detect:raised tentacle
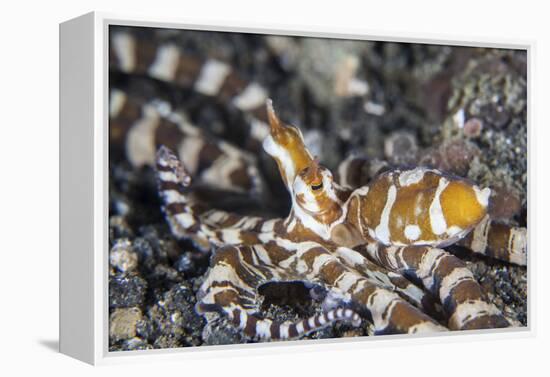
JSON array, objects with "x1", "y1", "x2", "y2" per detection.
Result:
[
  {"x1": 262, "y1": 99, "x2": 314, "y2": 193},
  {"x1": 457, "y1": 215, "x2": 527, "y2": 266},
  {"x1": 156, "y1": 145, "x2": 221, "y2": 250},
  {"x1": 156, "y1": 145, "x2": 289, "y2": 250},
  {"x1": 362, "y1": 242, "x2": 510, "y2": 330},
  {"x1": 196, "y1": 245, "x2": 361, "y2": 341}
]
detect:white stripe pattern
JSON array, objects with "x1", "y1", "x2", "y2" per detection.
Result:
[
  {"x1": 194, "y1": 59, "x2": 231, "y2": 96},
  {"x1": 112, "y1": 33, "x2": 136, "y2": 72},
  {"x1": 149, "y1": 45, "x2": 180, "y2": 81},
  {"x1": 375, "y1": 184, "x2": 397, "y2": 244}
]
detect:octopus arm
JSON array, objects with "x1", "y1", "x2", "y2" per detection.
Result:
[
  {"x1": 458, "y1": 215, "x2": 527, "y2": 266},
  {"x1": 364, "y1": 242, "x2": 510, "y2": 330},
  {"x1": 156, "y1": 145, "x2": 280, "y2": 250},
  {"x1": 288, "y1": 242, "x2": 446, "y2": 334},
  {"x1": 196, "y1": 245, "x2": 361, "y2": 340}
]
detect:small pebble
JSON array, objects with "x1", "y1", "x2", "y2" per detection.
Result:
[
  {"x1": 442, "y1": 139, "x2": 479, "y2": 175},
  {"x1": 109, "y1": 216, "x2": 133, "y2": 240},
  {"x1": 153, "y1": 335, "x2": 182, "y2": 349},
  {"x1": 153, "y1": 264, "x2": 181, "y2": 282},
  {"x1": 120, "y1": 337, "x2": 153, "y2": 351},
  {"x1": 109, "y1": 274, "x2": 147, "y2": 308},
  {"x1": 420, "y1": 139, "x2": 480, "y2": 176},
  {"x1": 489, "y1": 186, "x2": 522, "y2": 221},
  {"x1": 384, "y1": 131, "x2": 418, "y2": 164},
  {"x1": 484, "y1": 103, "x2": 510, "y2": 129},
  {"x1": 174, "y1": 253, "x2": 195, "y2": 275},
  {"x1": 110, "y1": 239, "x2": 138, "y2": 273},
  {"x1": 364, "y1": 101, "x2": 385, "y2": 116},
  {"x1": 110, "y1": 307, "x2": 143, "y2": 342},
  {"x1": 463, "y1": 117, "x2": 483, "y2": 138},
  {"x1": 132, "y1": 237, "x2": 155, "y2": 270}
]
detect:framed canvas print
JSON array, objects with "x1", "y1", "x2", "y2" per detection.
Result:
[{"x1": 60, "y1": 12, "x2": 531, "y2": 365}]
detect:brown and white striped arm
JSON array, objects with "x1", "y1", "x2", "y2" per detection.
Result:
[
  {"x1": 280, "y1": 241, "x2": 446, "y2": 334},
  {"x1": 333, "y1": 247, "x2": 439, "y2": 316},
  {"x1": 156, "y1": 145, "x2": 285, "y2": 250},
  {"x1": 457, "y1": 215, "x2": 527, "y2": 266},
  {"x1": 196, "y1": 245, "x2": 361, "y2": 341},
  {"x1": 156, "y1": 145, "x2": 224, "y2": 250},
  {"x1": 363, "y1": 242, "x2": 510, "y2": 330},
  {"x1": 110, "y1": 32, "x2": 272, "y2": 150},
  {"x1": 112, "y1": 88, "x2": 264, "y2": 195}
]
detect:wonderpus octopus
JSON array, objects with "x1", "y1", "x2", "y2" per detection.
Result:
[
  {"x1": 109, "y1": 29, "x2": 527, "y2": 343},
  {"x1": 152, "y1": 101, "x2": 525, "y2": 340}
]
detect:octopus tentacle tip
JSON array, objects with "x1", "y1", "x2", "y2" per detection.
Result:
[
  {"x1": 155, "y1": 145, "x2": 192, "y2": 186},
  {"x1": 156, "y1": 144, "x2": 171, "y2": 160},
  {"x1": 266, "y1": 98, "x2": 273, "y2": 110}
]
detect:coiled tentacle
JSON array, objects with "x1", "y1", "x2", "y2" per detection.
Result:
[{"x1": 196, "y1": 245, "x2": 361, "y2": 341}]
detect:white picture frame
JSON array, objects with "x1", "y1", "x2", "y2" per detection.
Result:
[{"x1": 59, "y1": 11, "x2": 533, "y2": 365}]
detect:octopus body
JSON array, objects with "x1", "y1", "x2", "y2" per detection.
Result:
[
  {"x1": 154, "y1": 101, "x2": 524, "y2": 338},
  {"x1": 110, "y1": 30, "x2": 527, "y2": 342}
]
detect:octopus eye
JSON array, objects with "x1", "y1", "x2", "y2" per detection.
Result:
[{"x1": 311, "y1": 183, "x2": 323, "y2": 191}]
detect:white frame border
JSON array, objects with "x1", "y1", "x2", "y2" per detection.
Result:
[{"x1": 59, "y1": 11, "x2": 534, "y2": 365}]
